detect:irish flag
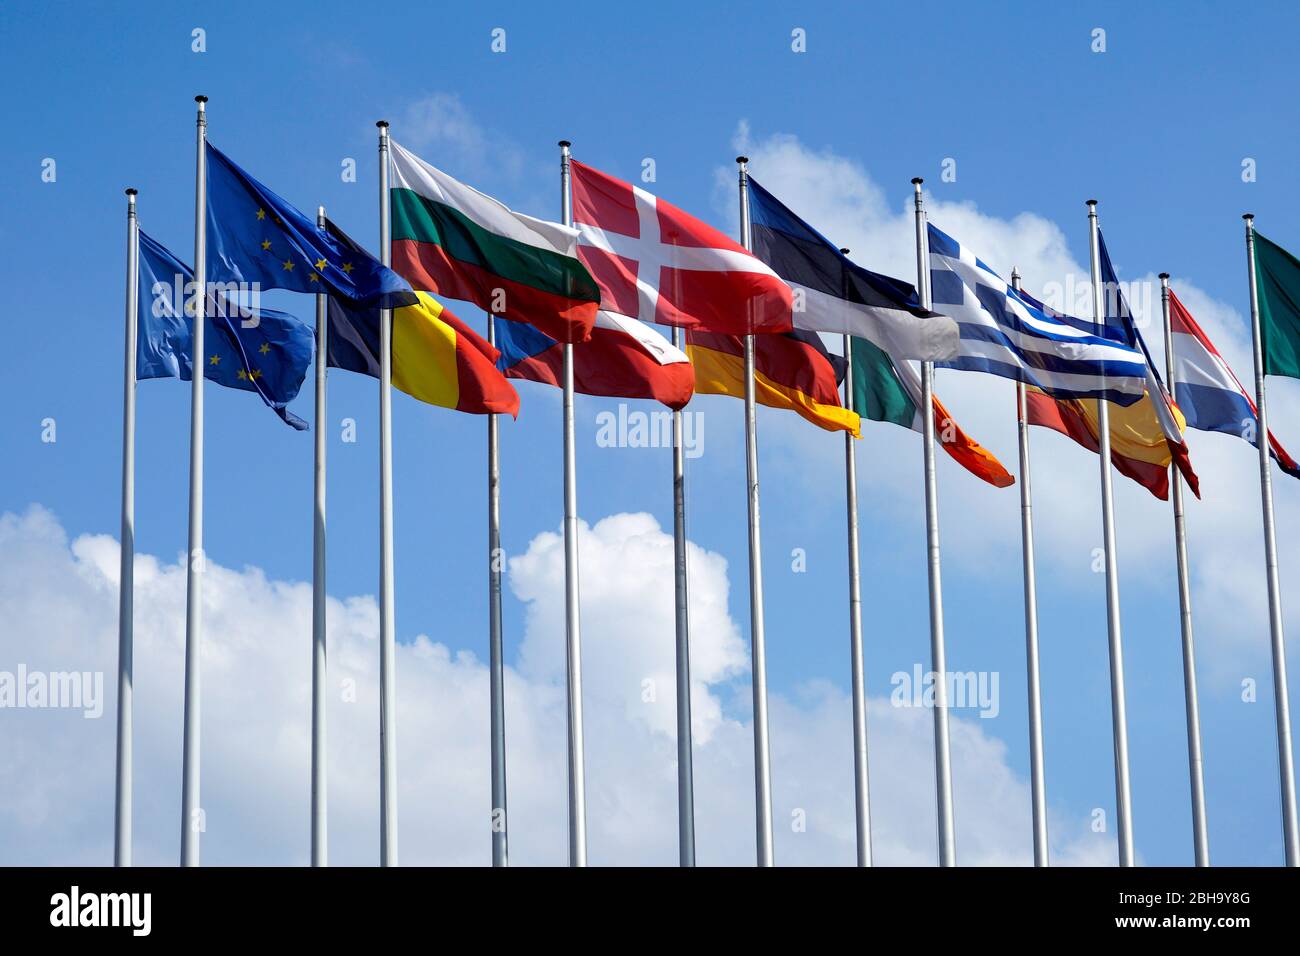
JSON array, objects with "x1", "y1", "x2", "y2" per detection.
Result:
[
  {"x1": 851, "y1": 336, "x2": 1013, "y2": 487},
  {"x1": 389, "y1": 140, "x2": 599, "y2": 344}
]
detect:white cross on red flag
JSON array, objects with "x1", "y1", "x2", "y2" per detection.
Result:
[{"x1": 570, "y1": 160, "x2": 793, "y2": 335}]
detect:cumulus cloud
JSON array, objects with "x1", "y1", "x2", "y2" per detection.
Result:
[{"x1": 0, "y1": 506, "x2": 1106, "y2": 866}]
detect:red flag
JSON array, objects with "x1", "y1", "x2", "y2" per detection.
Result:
[{"x1": 570, "y1": 160, "x2": 793, "y2": 335}]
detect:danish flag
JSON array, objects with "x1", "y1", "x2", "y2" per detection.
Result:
[{"x1": 570, "y1": 160, "x2": 793, "y2": 335}]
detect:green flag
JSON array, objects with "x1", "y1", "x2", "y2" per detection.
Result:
[
  {"x1": 1255, "y1": 230, "x2": 1300, "y2": 379},
  {"x1": 850, "y1": 336, "x2": 916, "y2": 428}
]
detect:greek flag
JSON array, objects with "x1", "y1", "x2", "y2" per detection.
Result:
[{"x1": 928, "y1": 223, "x2": 1147, "y2": 405}]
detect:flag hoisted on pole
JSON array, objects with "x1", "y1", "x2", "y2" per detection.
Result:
[
  {"x1": 487, "y1": 313, "x2": 509, "y2": 867},
  {"x1": 1010, "y1": 268, "x2": 1049, "y2": 867},
  {"x1": 180, "y1": 95, "x2": 208, "y2": 868},
  {"x1": 376, "y1": 120, "x2": 399, "y2": 867},
  {"x1": 671, "y1": 320, "x2": 696, "y2": 867},
  {"x1": 558, "y1": 140, "x2": 589, "y2": 867},
  {"x1": 1159, "y1": 272, "x2": 1209, "y2": 867},
  {"x1": 311, "y1": 205, "x2": 329, "y2": 867},
  {"x1": 1086, "y1": 200, "x2": 1135, "y2": 867},
  {"x1": 912, "y1": 178, "x2": 956, "y2": 867},
  {"x1": 838, "y1": 247, "x2": 872, "y2": 868},
  {"x1": 115, "y1": 187, "x2": 139, "y2": 868},
  {"x1": 736, "y1": 156, "x2": 775, "y2": 867},
  {"x1": 1243, "y1": 214, "x2": 1300, "y2": 866}
]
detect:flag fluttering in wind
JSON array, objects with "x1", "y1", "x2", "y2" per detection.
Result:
[
  {"x1": 687, "y1": 329, "x2": 859, "y2": 435},
  {"x1": 389, "y1": 140, "x2": 599, "y2": 343},
  {"x1": 322, "y1": 219, "x2": 518, "y2": 416},
  {"x1": 928, "y1": 223, "x2": 1148, "y2": 404},
  {"x1": 746, "y1": 178, "x2": 957, "y2": 361},
  {"x1": 1253, "y1": 230, "x2": 1300, "y2": 380},
  {"x1": 136, "y1": 229, "x2": 313, "y2": 429},
  {"x1": 496, "y1": 310, "x2": 694, "y2": 410},
  {"x1": 571, "y1": 160, "x2": 793, "y2": 335},
  {"x1": 851, "y1": 336, "x2": 1012, "y2": 487},
  {"x1": 1169, "y1": 287, "x2": 1300, "y2": 478},
  {"x1": 204, "y1": 143, "x2": 410, "y2": 305}
]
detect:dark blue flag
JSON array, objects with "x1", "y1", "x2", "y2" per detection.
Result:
[
  {"x1": 137, "y1": 229, "x2": 314, "y2": 429},
  {"x1": 205, "y1": 142, "x2": 411, "y2": 305}
]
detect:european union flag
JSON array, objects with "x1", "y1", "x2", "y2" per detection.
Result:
[
  {"x1": 205, "y1": 142, "x2": 411, "y2": 305},
  {"x1": 137, "y1": 229, "x2": 314, "y2": 429}
]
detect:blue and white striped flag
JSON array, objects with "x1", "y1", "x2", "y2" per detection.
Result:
[{"x1": 928, "y1": 223, "x2": 1147, "y2": 406}]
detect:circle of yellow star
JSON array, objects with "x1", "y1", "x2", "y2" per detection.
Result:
[
  {"x1": 281, "y1": 259, "x2": 295, "y2": 272},
  {"x1": 259, "y1": 343, "x2": 271, "y2": 355},
  {"x1": 261, "y1": 239, "x2": 272, "y2": 251}
]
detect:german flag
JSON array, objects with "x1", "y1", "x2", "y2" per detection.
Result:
[{"x1": 686, "y1": 329, "x2": 859, "y2": 436}]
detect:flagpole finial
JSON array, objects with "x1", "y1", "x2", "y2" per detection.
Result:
[
  {"x1": 736, "y1": 155, "x2": 749, "y2": 165},
  {"x1": 1243, "y1": 213, "x2": 1255, "y2": 222},
  {"x1": 1159, "y1": 272, "x2": 1170, "y2": 280},
  {"x1": 125, "y1": 187, "x2": 137, "y2": 197},
  {"x1": 911, "y1": 177, "x2": 923, "y2": 185},
  {"x1": 1011, "y1": 266, "x2": 1020, "y2": 283},
  {"x1": 376, "y1": 120, "x2": 389, "y2": 128},
  {"x1": 1086, "y1": 199, "x2": 1098, "y2": 207},
  {"x1": 558, "y1": 139, "x2": 571, "y2": 148},
  {"x1": 195, "y1": 94, "x2": 207, "y2": 104},
  {"x1": 840, "y1": 247, "x2": 850, "y2": 255}
]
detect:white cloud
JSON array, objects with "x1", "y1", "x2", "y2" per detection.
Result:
[
  {"x1": 397, "y1": 92, "x2": 525, "y2": 182},
  {"x1": 0, "y1": 506, "x2": 1107, "y2": 866}
]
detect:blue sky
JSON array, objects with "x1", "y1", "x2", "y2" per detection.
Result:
[{"x1": 2, "y1": 0, "x2": 1299, "y2": 865}]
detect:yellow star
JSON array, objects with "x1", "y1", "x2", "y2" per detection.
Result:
[
  {"x1": 259, "y1": 343, "x2": 270, "y2": 355},
  {"x1": 308, "y1": 273, "x2": 320, "y2": 283},
  {"x1": 314, "y1": 258, "x2": 328, "y2": 272},
  {"x1": 209, "y1": 354, "x2": 221, "y2": 365},
  {"x1": 256, "y1": 208, "x2": 266, "y2": 221},
  {"x1": 281, "y1": 259, "x2": 295, "y2": 272},
  {"x1": 250, "y1": 368, "x2": 263, "y2": 380},
  {"x1": 341, "y1": 262, "x2": 354, "y2": 274},
  {"x1": 236, "y1": 369, "x2": 249, "y2": 381},
  {"x1": 261, "y1": 239, "x2": 272, "y2": 251}
]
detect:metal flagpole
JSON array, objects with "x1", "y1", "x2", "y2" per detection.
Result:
[
  {"x1": 311, "y1": 206, "x2": 329, "y2": 867},
  {"x1": 838, "y1": 248, "x2": 872, "y2": 867},
  {"x1": 1159, "y1": 272, "x2": 1209, "y2": 867},
  {"x1": 736, "y1": 156, "x2": 775, "y2": 867},
  {"x1": 671, "y1": 323, "x2": 697, "y2": 867},
  {"x1": 487, "y1": 314, "x2": 509, "y2": 867},
  {"x1": 1011, "y1": 268, "x2": 1049, "y2": 867},
  {"x1": 376, "y1": 120, "x2": 399, "y2": 867},
  {"x1": 180, "y1": 95, "x2": 208, "y2": 868},
  {"x1": 1243, "y1": 214, "x2": 1300, "y2": 866},
  {"x1": 558, "y1": 140, "x2": 588, "y2": 867},
  {"x1": 911, "y1": 178, "x2": 956, "y2": 866},
  {"x1": 1086, "y1": 200, "x2": 1134, "y2": 867},
  {"x1": 115, "y1": 187, "x2": 139, "y2": 868}
]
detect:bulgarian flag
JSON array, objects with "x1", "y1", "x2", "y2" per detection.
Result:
[
  {"x1": 851, "y1": 336, "x2": 1013, "y2": 487},
  {"x1": 389, "y1": 140, "x2": 599, "y2": 344}
]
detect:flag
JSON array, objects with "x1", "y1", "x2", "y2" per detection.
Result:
[
  {"x1": 389, "y1": 140, "x2": 598, "y2": 343},
  {"x1": 1253, "y1": 230, "x2": 1300, "y2": 379},
  {"x1": 325, "y1": 218, "x2": 518, "y2": 417},
  {"x1": 136, "y1": 230, "x2": 313, "y2": 429},
  {"x1": 1169, "y1": 287, "x2": 1300, "y2": 478},
  {"x1": 571, "y1": 160, "x2": 793, "y2": 335},
  {"x1": 496, "y1": 310, "x2": 694, "y2": 410},
  {"x1": 1095, "y1": 232, "x2": 1200, "y2": 496},
  {"x1": 851, "y1": 337, "x2": 1012, "y2": 487},
  {"x1": 205, "y1": 143, "x2": 409, "y2": 305},
  {"x1": 687, "y1": 330, "x2": 859, "y2": 435},
  {"x1": 747, "y1": 177, "x2": 957, "y2": 361},
  {"x1": 928, "y1": 223, "x2": 1148, "y2": 404}
]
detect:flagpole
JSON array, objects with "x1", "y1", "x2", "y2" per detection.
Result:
[
  {"x1": 670, "y1": 323, "x2": 697, "y2": 867},
  {"x1": 115, "y1": 187, "x2": 139, "y2": 868},
  {"x1": 311, "y1": 205, "x2": 329, "y2": 867},
  {"x1": 1243, "y1": 213, "x2": 1300, "y2": 866},
  {"x1": 737, "y1": 156, "x2": 775, "y2": 867},
  {"x1": 1086, "y1": 200, "x2": 1134, "y2": 867},
  {"x1": 180, "y1": 94, "x2": 208, "y2": 868},
  {"x1": 838, "y1": 247, "x2": 872, "y2": 868},
  {"x1": 1159, "y1": 273, "x2": 1209, "y2": 867},
  {"x1": 911, "y1": 178, "x2": 956, "y2": 867},
  {"x1": 1010, "y1": 268, "x2": 1049, "y2": 867},
  {"x1": 487, "y1": 313, "x2": 509, "y2": 867},
  {"x1": 376, "y1": 120, "x2": 399, "y2": 867},
  {"x1": 558, "y1": 140, "x2": 588, "y2": 867}
]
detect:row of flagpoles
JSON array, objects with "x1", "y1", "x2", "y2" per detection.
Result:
[{"x1": 110, "y1": 96, "x2": 1300, "y2": 867}]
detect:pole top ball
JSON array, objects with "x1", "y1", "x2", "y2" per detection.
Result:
[
  {"x1": 736, "y1": 155, "x2": 749, "y2": 165},
  {"x1": 1243, "y1": 213, "x2": 1255, "y2": 221},
  {"x1": 558, "y1": 140, "x2": 571, "y2": 148},
  {"x1": 1086, "y1": 199, "x2": 1098, "y2": 207},
  {"x1": 376, "y1": 120, "x2": 389, "y2": 128},
  {"x1": 195, "y1": 95, "x2": 208, "y2": 104},
  {"x1": 125, "y1": 187, "x2": 138, "y2": 196},
  {"x1": 911, "y1": 177, "x2": 923, "y2": 185},
  {"x1": 1159, "y1": 272, "x2": 1170, "y2": 280}
]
